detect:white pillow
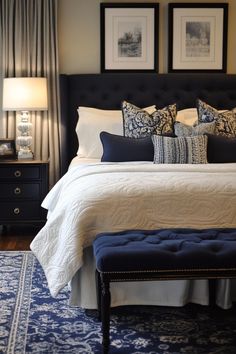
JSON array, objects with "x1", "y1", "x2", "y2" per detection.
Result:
[
  {"x1": 176, "y1": 108, "x2": 198, "y2": 126},
  {"x1": 76, "y1": 105, "x2": 156, "y2": 159}
]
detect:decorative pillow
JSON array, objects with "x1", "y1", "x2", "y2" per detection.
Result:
[
  {"x1": 76, "y1": 105, "x2": 156, "y2": 159},
  {"x1": 176, "y1": 108, "x2": 198, "y2": 126},
  {"x1": 122, "y1": 101, "x2": 176, "y2": 138},
  {"x1": 100, "y1": 131, "x2": 154, "y2": 162},
  {"x1": 174, "y1": 121, "x2": 215, "y2": 137},
  {"x1": 215, "y1": 110, "x2": 236, "y2": 138},
  {"x1": 197, "y1": 99, "x2": 236, "y2": 138},
  {"x1": 152, "y1": 135, "x2": 208, "y2": 164},
  {"x1": 207, "y1": 134, "x2": 236, "y2": 163},
  {"x1": 197, "y1": 99, "x2": 220, "y2": 123}
]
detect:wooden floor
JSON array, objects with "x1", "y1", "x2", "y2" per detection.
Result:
[{"x1": 0, "y1": 225, "x2": 41, "y2": 250}]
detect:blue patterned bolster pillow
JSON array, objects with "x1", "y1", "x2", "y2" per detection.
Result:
[{"x1": 152, "y1": 135, "x2": 208, "y2": 164}]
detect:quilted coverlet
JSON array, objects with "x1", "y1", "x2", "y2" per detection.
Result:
[{"x1": 30, "y1": 163, "x2": 236, "y2": 297}]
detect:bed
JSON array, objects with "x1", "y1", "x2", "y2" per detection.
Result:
[{"x1": 31, "y1": 73, "x2": 236, "y2": 309}]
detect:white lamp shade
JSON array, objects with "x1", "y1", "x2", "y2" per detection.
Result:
[{"x1": 2, "y1": 77, "x2": 48, "y2": 111}]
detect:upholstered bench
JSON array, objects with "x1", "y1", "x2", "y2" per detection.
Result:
[{"x1": 93, "y1": 228, "x2": 236, "y2": 354}]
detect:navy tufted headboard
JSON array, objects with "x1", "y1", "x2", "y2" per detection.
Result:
[{"x1": 60, "y1": 73, "x2": 236, "y2": 174}]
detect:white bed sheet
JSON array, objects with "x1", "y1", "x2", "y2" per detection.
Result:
[
  {"x1": 69, "y1": 156, "x2": 101, "y2": 167},
  {"x1": 31, "y1": 158, "x2": 236, "y2": 309}
]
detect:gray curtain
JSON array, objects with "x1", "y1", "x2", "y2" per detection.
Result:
[{"x1": 0, "y1": 0, "x2": 61, "y2": 187}]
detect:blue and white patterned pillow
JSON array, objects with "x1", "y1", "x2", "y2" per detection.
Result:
[
  {"x1": 152, "y1": 135, "x2": 208, "y2": 164},
  {"x1": 122, "y1": 101, "x2": 176, "y2": 138},
  {"x1": 215, "y1": 110, "x2": 236, "y2": 137},
  {"x1": 197, "y1": 99, "x2": 236, "y2": 138},
  {"x1": 197, "y1": 99, "x2": 219, "y2": 123},
  {"x1": 174, "y1": 121, "x2": 216, "y2": 137}
]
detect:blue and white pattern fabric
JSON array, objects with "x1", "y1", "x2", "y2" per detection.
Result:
[
  {"x1": 1, "y1": 251, "x2": 236, "y2": 353},
  {"x1": 174, "y1": 121, "x2": 215, "y2": 137},
  {"x1": 215, "y1": 110, "x2": 236, "y2": 137},
  {"x1": 197, "y1": 99, "x2": 236, "y2": 138},
  {"x1": 197, "y1": 99, "x2": 220, "y2": 123},
  {"x1": 122, "y1": 100, "x2": 176, "y2": 138},
  {"x1": 152, "y1": 135, "x2": 208, "y2": 164}
]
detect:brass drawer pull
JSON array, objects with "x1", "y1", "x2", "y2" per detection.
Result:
[
  {"x1": 14, "y1": 170, "x2": 22, "y2": 178},
  {"x1": 14, "y1": 187, "x2": 21, "y2": 195},
  {"x1": 13, "y1": 208, "x2": 20, "y2": 215}
]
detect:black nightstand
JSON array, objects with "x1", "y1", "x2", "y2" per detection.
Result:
[{"x1": 0, "y1": 160, "x2": 49, "y2": 226}]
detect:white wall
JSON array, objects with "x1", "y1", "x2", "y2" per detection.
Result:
[{"x1": 58, "y1": 0, "x2": 236, "y2": 74}]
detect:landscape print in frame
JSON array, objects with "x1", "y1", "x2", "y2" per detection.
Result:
[
  {"x1": 168, "y1": 3, "x2": 228, "y2": 73},
  {"x1": 101, "y1": 3, "x2": 159, "y2": 72}
]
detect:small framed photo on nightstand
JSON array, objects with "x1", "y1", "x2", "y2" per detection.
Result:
[{"x1": 0, "y1": 139, "x2": 16, "y2": 159}]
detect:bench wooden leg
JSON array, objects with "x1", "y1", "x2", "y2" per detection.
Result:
[
  {"x1": 95, "y1": 270, "x2": 101, "y2": 320},
  {"x1": 101, "y1": 275, "x2": 111, "y2": 354},
  {"x1": 209, "y1": 279, "x2": 216, "y2": 306}
]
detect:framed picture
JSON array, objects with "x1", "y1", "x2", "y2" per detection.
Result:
[
  {"x1": 0, "y1": 139, "x2": 16, "y2": 159},
  {"x1": 100, "y1": 3, "x2": 159, "y2": 73},
  {"x1": 168, "y1": 3, "x2": 228, "y2": 73}
]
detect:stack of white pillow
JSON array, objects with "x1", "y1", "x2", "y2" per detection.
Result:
[{"x1": 76, "y1": 105, "x2": 198, "y2": 160}]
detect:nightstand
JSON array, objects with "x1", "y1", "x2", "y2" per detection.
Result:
[{"x1": 0, "y1": 160, "x2": 49, "y2": 226}]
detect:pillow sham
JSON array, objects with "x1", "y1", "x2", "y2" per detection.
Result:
[
  {"x1": 197, "y1": 99, "x2": 236, "y2": 138},
  {"x1": 100, "y1": 131, "x2": 154, "y2": 162},
  {"x1": 122, "y1": 101, "x2": 176, "y2": 138},
  {"x1": 215, "y1": 110, "x2": 236, "y2": 138},
  {"x1": 207, "y1": 134, "x2": 236, "y2": 163},
  {"x1": 152, "y1": 135, "x2": 208, "y2": 164},
  {"x1": 197, "y1": 99, "x2": 220, "y2": 123},
  {"x1": 76, "y1": 105, "x2": 156, "y2": 159},
  {"x1": 174, "y1": 121, "x2": 215, "y2": 137},
  {"x1": 176, "y1": 108, "x2": 198, "y2": 126}
]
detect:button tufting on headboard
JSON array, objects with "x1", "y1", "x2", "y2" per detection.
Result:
[{"x1": 60, "y1": 73, "x2": 236, "y2": 174}]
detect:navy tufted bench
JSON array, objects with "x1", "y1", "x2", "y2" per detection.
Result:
[{"x1": 93, "y1": 228, "x2": 236, "y2": 354}]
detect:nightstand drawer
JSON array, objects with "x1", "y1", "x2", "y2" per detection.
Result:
[
  {"x1": 0, "y1": 183, "x2": 40, "y2": 199},
  {"x1": 0, "y1": 160, "x2": 48, "y2": 225},
  {"x1": 0, "y1": 201, "x2": 42, "y2": 220},
  {"x1": 0, "y1": 166, "x2": 40, "y2": 180}
]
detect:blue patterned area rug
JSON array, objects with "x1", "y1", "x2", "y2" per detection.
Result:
[{"x1": 1, "y1": 251, "x2": 236, "y2": 354}]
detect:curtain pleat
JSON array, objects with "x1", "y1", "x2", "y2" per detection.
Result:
[{"x1": 0, "y1": 0, "x2": 61, "y2": 187}]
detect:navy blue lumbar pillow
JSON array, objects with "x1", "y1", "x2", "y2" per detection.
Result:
[
  {"x1": 100, "y1": 131, "x2": 154, "y2": 162},
  {"x1": 207, "y1": 134, "x2": 236, "y2": 163}
]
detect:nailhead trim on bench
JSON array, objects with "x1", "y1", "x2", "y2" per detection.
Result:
[
  {"x1": 98, "y1": 267, "x2": 236, "y2": 274},
  {"x1": 93, "y1": 228, "x2": 236, "y2": 353}
]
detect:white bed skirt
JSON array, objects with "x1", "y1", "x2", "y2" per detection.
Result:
[
  {"x1": 30, "y1": 161, "x2": 236, "y2": 307},
  {"x1": 68, "y1": 246, "x2": 236, "y2": 310}
]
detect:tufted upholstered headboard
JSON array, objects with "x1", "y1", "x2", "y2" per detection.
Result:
[{"x1": 59, "y1": 73, "x2": 236, "y2": 174}]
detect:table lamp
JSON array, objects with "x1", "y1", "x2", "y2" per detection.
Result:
[{"x1": 2, "y1": 77, "x2": 48, "y2": 159}]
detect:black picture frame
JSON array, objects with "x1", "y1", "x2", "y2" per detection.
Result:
[
  {"x1": 100, "y1": 3, "x2": 159, "y2": 73},
  {"x1": 0, "y1": 139, "x2": 16, "y2": 160},
  {"x1": 168, "y1": 3, "x2": 228, "y2": 73}
]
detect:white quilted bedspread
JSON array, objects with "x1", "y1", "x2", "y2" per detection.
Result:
[{"x1": 30, "y1": 162, "x2": 236, "y2": 297}]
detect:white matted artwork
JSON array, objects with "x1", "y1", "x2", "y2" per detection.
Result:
[
  {"x1": 100, "y1": 3, "x2": 159, "y2": 72},
  {"x1": 168, "y1": 4, "x2": 228, "y2": 72}
]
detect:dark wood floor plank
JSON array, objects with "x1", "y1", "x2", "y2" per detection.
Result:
[{"x1": 0, "y1": 225, "x2": 41, "y2": 250}]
